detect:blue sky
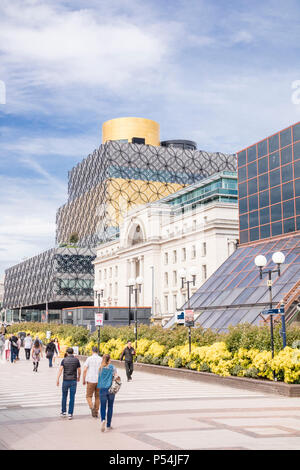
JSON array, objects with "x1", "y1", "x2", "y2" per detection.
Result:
[{"x1": 1, "y1": 0, "x2": 300, "y2": 277}]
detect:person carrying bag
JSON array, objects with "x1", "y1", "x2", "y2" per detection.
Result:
[{"x1": 97, "y1": 354, "x2": 120, "y2": 432}]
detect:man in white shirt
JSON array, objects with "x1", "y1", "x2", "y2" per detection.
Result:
[
  {"x1": 24, "y1": 334, "x2": 32, "y2": 360},
  {"x1": 82, "y1": 347, "x2": 102, "y2": 418}
]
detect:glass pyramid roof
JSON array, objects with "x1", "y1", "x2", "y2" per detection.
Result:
[{"x1": 188, "y1": 233, "x2": 300, "y2": 331}]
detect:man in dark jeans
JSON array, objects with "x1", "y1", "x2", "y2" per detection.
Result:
[
  {"x1": 120, "y1": 341, "x2": 136, "y2": 382},
  {"x1": 56, "y1": 347, "x2": 81, "y2": 419},
  {"x1": 9, "y1": 334, "x2": 19, "y2": 363}
]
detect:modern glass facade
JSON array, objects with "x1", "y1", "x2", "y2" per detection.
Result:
[
  {"x1": 176, "y1": 121, "x2": 300, "y2": 331},
  {"x1": 238, "y1": 122, "x2": 300, "y2": 244},
  {"x1": 3, "y1": 246, "x2": 96, "y2": 312},
  {"x1": 158, "y1": 171, "x2": 238, "y2": 216}
]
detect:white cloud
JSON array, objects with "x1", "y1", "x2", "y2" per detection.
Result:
[{"x1": 0, "y1": 0, "x2": 174, "y2": 90}]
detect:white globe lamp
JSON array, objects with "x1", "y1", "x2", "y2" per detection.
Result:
[
  {"x1": 254, "y1": 255, "x2": 267, "y2": 268},
  {"x1": 272, "y1": 252, "x2": 285, "y2": 265}
]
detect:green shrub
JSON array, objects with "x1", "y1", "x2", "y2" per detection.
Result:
[
  {"x1": 243, "y1": 367, "x2": 259, "y2": 379},
  {"x1": 199, "y1": 362, "x2": 211, "y2": 372}
]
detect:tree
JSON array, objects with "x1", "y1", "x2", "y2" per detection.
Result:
[{"x1": 69, "y1": 232, "x2": 79, "y2": 245}]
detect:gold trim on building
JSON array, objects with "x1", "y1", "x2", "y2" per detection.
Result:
[{"x1": 102, "y1": 117, "x2": 160, "y2": 146}]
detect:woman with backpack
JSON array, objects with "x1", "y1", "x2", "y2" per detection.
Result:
[
  {"x1": 97, "y1": 354, "x2": 118, "y2": 432},
  {"x1": 32, "y1": 339, "x2": 43, "y2": 372}
]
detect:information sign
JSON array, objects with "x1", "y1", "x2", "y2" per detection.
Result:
[
  {"x1": 184, "y1": 309, "x2": 194, "y2": 327},
  {"x1": 95, "y1": 313, "x2": 104, "y2": 326}
]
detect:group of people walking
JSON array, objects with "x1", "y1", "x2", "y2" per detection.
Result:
[
  {"x1": 56, "y1": 340, "x2": 136, "y2": 431},
  {"x1": 0, "y1": 333, "x2": 60, "y2": 370},
  {"x1": 1, "y1": 331, "x2": 137, "y2": 432}
]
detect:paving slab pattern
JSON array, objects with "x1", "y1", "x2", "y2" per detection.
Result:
[{"x1": 1, "y1": 352, "x2": 300, "y2": 450}]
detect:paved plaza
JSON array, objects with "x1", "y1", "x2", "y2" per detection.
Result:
[{"x1": 1, "y1": 352, "x2": 300, "y2": 450}]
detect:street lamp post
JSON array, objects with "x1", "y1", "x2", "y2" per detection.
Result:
[
  {"x1": 179, "y1": 267, "x2": 197, "y2": 354},
  {"x1": 94, "y1": 283, "x2": 105, "y2": 355},
  {"x1": 254, "y1": 251, "x2": 285, "y2": 380},
  {"x1": 127, "y1": 277, "x2": 143, "y2": 355},
  {"x1": 126, "y1": 280, "x2": 134, "y2": 326},
  {"x1": 280, "y1": 300, "x2": 287, "y2": 349}
]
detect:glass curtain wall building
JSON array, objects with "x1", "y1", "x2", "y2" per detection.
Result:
[
  {"x1": 183, "y1": 121, "x2": 300, "y2": 331},
  {"x1": 238, "y1": 122, "x2": 300, "y2": 244}
]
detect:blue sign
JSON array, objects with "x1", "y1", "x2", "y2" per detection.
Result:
[
  {"x1": 176, "y1": 311, "x2": 185, "y2": 324},
  {"x1": 261, "y1": 308, "x2": 285, "y2": 315}
]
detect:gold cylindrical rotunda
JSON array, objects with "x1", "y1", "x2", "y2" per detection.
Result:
[{"x1": 102, "y1": 117, "x2": 160, "y2": 146}]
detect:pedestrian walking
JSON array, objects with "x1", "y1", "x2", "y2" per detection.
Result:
[
  {"x1": 24, "y1": 333, "x2": 32, "y2": 360},
  {"x1": 9, "y1": 334, "x2": 19, "y2": 363},
  {"x1": 0, "y1": 334, "x2": 5, "y2": 362},
  {"x1": 45, "y1": 339, "x2": 58, "y2": 368},
  {"x1": 32, "y1": 339, "x2": 43, "y2": 372},
  {"x1": 56, "y1": 347, "x2": 81, "y2": 420},
  {"x1": 97, "y1": 354, "x2": 117, "y2": 432},
  {"x1": 34, "y1": 335, "x2": 43, "y2": 348},
  {"x1": 82, "y1": 346, "x2": 102, "y2": 418},
  {"x1": 4, "y1": 336, "x2": 10, "y2": 361},
  {"x1": 16, "y1": 335, "x2": 21, "y2": 360},
  {"x1": 53, "y1": 338, "x2": 60, "y2": 365},
  {"x1": 120, "y1": 341, "x2": 136, "y2": 382}
]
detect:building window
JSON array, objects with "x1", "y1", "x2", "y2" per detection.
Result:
[
  {"x1": 182, "y1": 247, "x2": 186, "y2": 261},
  {"x1": 164, "y1": 253, "x2": 168, "y2": 265},
  {"x1": 99, "y1": 270, "x2": 102, "y2": 280},
  {"x1": 173, "y1": 271, "x2": 177, "y2": 286},
  {"x1": 202, "y1": 242, "x2": 206, "y2": 257},
  {"x1": 193, "y1": 220, "x2": 196, "y2": 231},
  {"x1": 202, "y1": 265, "x2": 207, "y2": 281},
  {"x1": 109, "y1": 283, "x2": 112, "y2": 296},
  {"x1": 173, "y1": 294, "x2": 177, "y2": 311},
  {"x1": 109, "y1": 267, "x2": 112, "y2": 278},
  {"x1": 115, "y1": 266, "x2": 118, "y2": 277},
  {"x1": 104, "y1": 269, "x2": 107, "y2": 279},
  {"x1": 173, "y1": 250, "x2": 177, "y2": 263},
  {"x1": 164, "y1": 295, "x2": 169, "y2": 312},
  {"x1": 114, "y1": 282, "x2": 118, "y2": 296},
  {"x1": 164, "y1": 272, "x2": 169, "y2": 288},
  {"x1": 191, "y1": 245, "x2": 196, "y2": 259}
]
